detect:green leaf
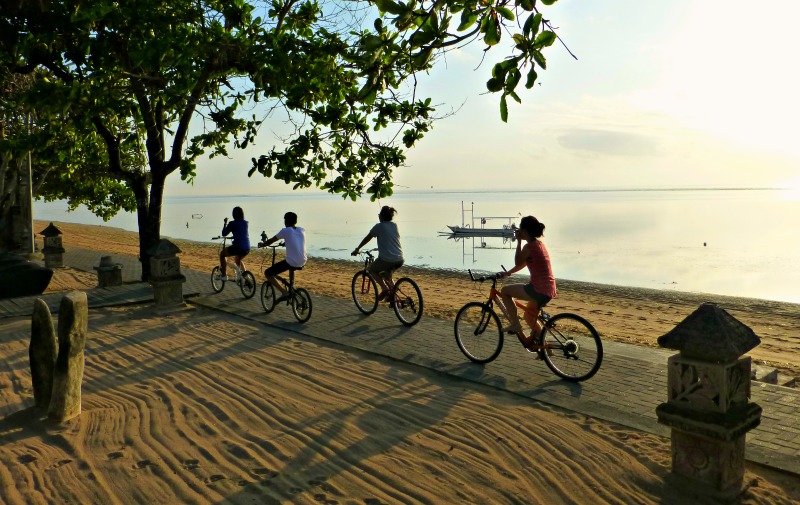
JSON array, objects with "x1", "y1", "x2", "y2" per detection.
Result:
[
  {"x1": 483, "y1": 17, "x2": 501, "y2": 46},
  {"x1": 506, "y1": 68, "x2": 521, "y2": 91},
  {"x1": 532, "y1": 50, "x2": 547, "y2": 69},
  {"x1": 534, "y1": 30, "x2": 557, "y2": 48},
  {"x1": 523, "y1": 13, "x2": 542, "y2": 37},
  {"x1": 525, "y1": 66, "x2": 538, "y2": 88},
  {"x1": 458, "y1": 9, "x2": 480, "y2": 31},
  {"x1": 518, "y1": 0, "x2": 535, "y2": 11},
  {"x1": 373, "y1": 0, "x2": 404, "y2": 15},
  {"x1": 541, "y1": 0, "x2": 558, "y2": 5},
  {"x1": 486, "y1": 77, "x2": 504, "y2": 92},
  {"x1": 500, "y1": 94, "x2": 508, "y2": 122},
  {"x1": 496, "y1": 7, "x2": 515, "y2": 21}
]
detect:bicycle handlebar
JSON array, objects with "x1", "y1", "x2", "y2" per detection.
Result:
[{"x1": 467, "y1": 266, "x2": 507, "y2": 282}]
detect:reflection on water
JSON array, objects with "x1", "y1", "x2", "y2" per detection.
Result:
[{"x1": 34, "y1": 189, "x2": 799, "y2": 303}]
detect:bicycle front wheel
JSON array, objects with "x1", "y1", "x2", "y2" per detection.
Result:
[
  {"x1": 291, "y1": 288, "x2": 313, "y2": 323},
  {"x1": 392, "y1": 277, "x2": 423, "y2": 326},
  {"x1": 211, "y1": 266, "x2": 225, "y2": 293},
  {"x1": 261, "y1": 282, "x2": 276, "y2": 313},
  {"x1": 454, "y1": 302, "x2": 503, "y2": 363},
  {"x1": 240, "y1": 271, "x2": 257, "y2": 299},
  {"x1": 352, "y1": 271, "x2": 378, "y2": 315},
  {"x1": 540, "y1": 313, "x2": 603, "y2": 382}
]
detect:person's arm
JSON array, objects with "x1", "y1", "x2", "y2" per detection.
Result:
[
  {"x1": 499, "y1": 242, "x2": 528, "y2": 277},
  {"x1": 351, "y1": 232, "x2": 374, "y2": 256}
]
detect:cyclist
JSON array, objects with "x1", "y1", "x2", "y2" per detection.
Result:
[
  {"x1": 497, "y1": 215, "x2": 557, "y2": 348},
  {"x1": 262, "y1": 212, "x2": 307, "y2": 297},
  {"x1": 351, "y1": 206, "x2": 404, "y2": 301},
  {"x1": 216, "y1": 206, "x2": 250, "y2": 281}
]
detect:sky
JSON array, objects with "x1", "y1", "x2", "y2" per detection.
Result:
[{"x1": 168, "y1": 0, "x2": 800, "y2": 196}]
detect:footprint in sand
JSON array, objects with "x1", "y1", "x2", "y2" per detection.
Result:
[
  {"x1": 205, "y1": 474, "x2": 226, "y2": 484},
  {"x1": 312, "y1": 493, "x2": 338, "y2": 504},
  {"x1": 133, "y1": 460, "x2": 153, "y2": 469},
  {"x1": 253, "y1": 467, "x2": 279, "y2": 479},
  {"x1": 52, "y1": 459, "x2": 72, "y2": 468},
  {"x1": 107, "y1": 451, "x2": 124, "y2": 460},
  {"x1": 182, "y1": 459, "x2": 199, "y2": 470},
  {"x1": 17, "y1": 454, "x2": 37, "y2": 464}
]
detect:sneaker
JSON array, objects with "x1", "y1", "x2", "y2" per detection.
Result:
[{"x1": 215, "y1": 274, "x2": 228, "y2": 281}]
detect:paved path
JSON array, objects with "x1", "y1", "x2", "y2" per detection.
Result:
[{"x1": 3, "y1": 246, "x2": 798, "y2": 475}]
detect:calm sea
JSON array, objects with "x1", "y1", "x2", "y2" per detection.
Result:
[{"x1": 34, "y1": 188, "x2": 800, "y2": 303}]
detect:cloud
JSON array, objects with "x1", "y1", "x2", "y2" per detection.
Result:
[{"x1": 557, "y1": 129, "x2": 658, "y2": 156}]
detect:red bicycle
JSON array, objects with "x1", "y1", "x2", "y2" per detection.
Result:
[{"x1": 454, "y1": 269, "x2": 603, "y2": 381}]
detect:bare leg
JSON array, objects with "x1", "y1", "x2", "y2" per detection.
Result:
[
  {"x1": 219, "y1": 250, "x2": 227, "y2": 276},
  {"x1": 522, "y1": 300, "x2": 542, "y2": 345},
  {"x1": 267, "y1": 276, "x2": 286, "y2": 296}
]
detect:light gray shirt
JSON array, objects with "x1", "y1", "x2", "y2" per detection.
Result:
[{"x1": 370, "y1": 221, "x2": 403, "y2": 262}]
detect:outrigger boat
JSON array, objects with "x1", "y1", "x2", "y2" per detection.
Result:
[
  {"x1": 440, "y1": 201, "x2": 517, "y2": 239},
  {"x1": 445, "y1": 224, "x2": 516, "y2": 238}
]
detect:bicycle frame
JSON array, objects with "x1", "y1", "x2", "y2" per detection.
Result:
[
  {"x1": 356, "y1": 249, "x2": 398, "y2": 297},
  {"x1": 213, "y1": 235, "x2": 247, "y2": 277},
  {"x1": 468, "y1": 269, "x2": 550, "y2": 349}
]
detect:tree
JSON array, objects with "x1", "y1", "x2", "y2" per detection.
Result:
[{"x1": 0, "y1": 0, "x2": 562, "y2": 279}]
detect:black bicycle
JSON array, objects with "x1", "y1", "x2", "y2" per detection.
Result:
[
  {"x1": 210, "y1": 236, "x2": 257, "y2": 299},
  {"x1": 259, "y1": 241, "x2": 312, "y2": 323},
  {"x1": 352, "y1": 249, "x2": 423, "y2": 326}
]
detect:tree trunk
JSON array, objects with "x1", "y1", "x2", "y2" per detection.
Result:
[{"x1": 134, "y1": 174, "x2": 166, "y2": 281}]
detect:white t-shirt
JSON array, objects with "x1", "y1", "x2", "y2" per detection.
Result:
[
  {"x1": 370, "y1": 221, "x2": 403, "y2": 262},
  {"x1": 275, "y1": 226, "x2": 307, "y2": 267}
]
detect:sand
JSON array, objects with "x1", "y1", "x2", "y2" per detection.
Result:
[
  {"x1": 38, "y1": 220, "x2": 800, "y2": 380},
  {"x1": 2, "y1": 304, "x2": 799, "y2": 504},
  {"x1": 1, "y1": 220, "x2": 796, "y2": 503}
]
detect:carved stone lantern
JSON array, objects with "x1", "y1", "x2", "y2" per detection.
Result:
[
  {"x1": 39, "y1": 222, "x2": 65, "y2": 268},
  {"x1": 93, "y1": 255, "x2": 123, "y2": 288},
  {"x1": 146, "y1": 239, "x2": 185, "y2": 307},
  {"x1": 656, "y1": 302, "x2": 762, "y2": 500}
]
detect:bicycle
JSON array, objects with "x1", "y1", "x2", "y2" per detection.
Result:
[
  {"x1": 352, "y1": 249, "x2": 423, "y2": 327},
  {"x1": 259, "y1": 241, "x2": 313, "y2": 323},
  {"x1": 210, "y1": 236, "x2": 257, "y2": 299},
  {"x1": 454, "y1": 269, "x2": 603, "y2": 382}
]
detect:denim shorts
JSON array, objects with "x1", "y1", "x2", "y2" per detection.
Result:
[{"x1": 523, "y1": 283, "x2": 551, "y2": 307}]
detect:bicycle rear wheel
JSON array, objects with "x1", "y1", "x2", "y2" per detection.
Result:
[
  {"x1": 454, "y1": 302, "x2": 503, "y2": 363},
  {"x1": 540, "y1": 313, "x2": 603, "y2": 382},
  {"x1": 260, "y1": 282, "x2": 276, "y2": 313},
  {"x1": 392, "y1": 277, "x2": 423, "y2": 326},
  {"x1": 352, "y1": 271, "x2": 378, "y2": 314},
  {"x1": 291, "y1": 288, "x2": 313, "y2": 323},
  {"x1": 211, "y1": 266, "x2": 225, "y2": 293},
  {"x1": 240, "y1": 271, "x2": 257, "y2": 299}
]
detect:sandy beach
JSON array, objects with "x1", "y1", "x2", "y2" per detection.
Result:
[
  {"x1": 1, "y1": 221, "x2": 798, "y2": 503},
  {"x1": 2, "y1": 302, "x2": 799, "y2": 504}
]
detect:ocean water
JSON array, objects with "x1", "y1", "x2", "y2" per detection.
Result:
[{"x1": 34, "y1": 188, "x2": 800, "y2": 303}]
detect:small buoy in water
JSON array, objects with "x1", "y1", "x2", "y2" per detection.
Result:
[
  {"x1": 704, "y1": 242, "x2": 707, "y2": 247},
  {"x1": 186, "y1": 222, "x2": 189, "y2": 228}
]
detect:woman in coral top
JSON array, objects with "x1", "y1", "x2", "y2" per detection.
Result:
[{"x1": 498, "y1": 215, "x2": 557, "y2": 348}]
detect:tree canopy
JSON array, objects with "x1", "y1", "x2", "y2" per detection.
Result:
[{"x1": 0, "y1": 0, "x2": 562, "y2": 277}]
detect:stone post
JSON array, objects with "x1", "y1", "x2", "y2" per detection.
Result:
[
  {"x1": 93, "y1": 255, "x2": 123, "y2": 287},
  {"x1": 147, "y1": 239, "x2": 185, "y2": 308},
  {"x1": 48, "y1": 291, "x2": 88, "y2": 423},
  {"x1": 656, "y1": 303, "x2": 762, "y2": 500},
  {"x1": 39, "y1": 222, "x2": 65, "y2": 268},
  {"x1": 30, "y1": 298, "x2": 57, "y2": 410}
]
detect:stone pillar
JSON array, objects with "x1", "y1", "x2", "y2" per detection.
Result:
[
  {"x1": 147, "y1": 239, "x2": 185, "y2": 308},
  {"x1": 30, "y1": 298, "x2": 57, "y2": 410},
  {"x1": 48, "y1": 291, "x2": 88, "y2": 423},
  {"x1": 94, "y1": 255, "x2": 123, "y2": 287},
  {"x1": 39, "y1": 222, "x2": 65, "y2": 268},
  {"x1": 656, "y1": 303, "x2": 762, "y2": 500}
]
